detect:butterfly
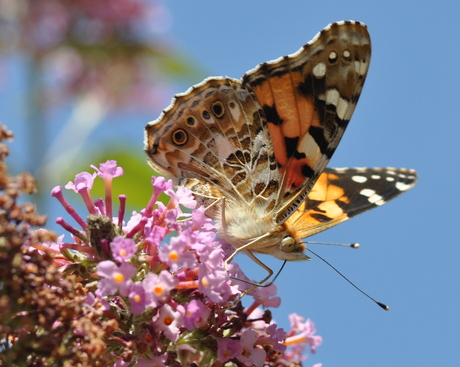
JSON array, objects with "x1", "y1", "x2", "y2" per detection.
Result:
[{"x1": 144, "y1": 21, "x2": 417, "y2": 280}]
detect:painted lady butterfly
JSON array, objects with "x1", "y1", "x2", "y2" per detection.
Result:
[{"x1": 144, "y1": 21, "x2": 417, "y2": 279}]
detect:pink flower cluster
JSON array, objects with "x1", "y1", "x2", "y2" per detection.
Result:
[
  {"x1": 50, "y1": 160, "x2": 322, "y2": 366},
  {"x1": 0, "y1": 0, "x2": 172, "y2": 110}
]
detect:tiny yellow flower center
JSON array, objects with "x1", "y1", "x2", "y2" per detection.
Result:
[
  {"x1": 154, "y1": 285, "x2": 164, "y2": 295},
  {"x1": 169, "y1": 251, "x2": 179, "y2": 261},
  {"x1": 113, "y1": 272, "x2": 124, "y2": 283},
  {"x1": 133, "y1": 294, "x2": 142, "y2": 303},
  {"x1": 119, "y1": 249, "x2": 127, "y2": 257},
  {"x1": 163, "y1": 316, "x2": 173, "y2": 326}
]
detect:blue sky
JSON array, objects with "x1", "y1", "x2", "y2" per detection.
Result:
[{"x1": 3, "y1": 0, "x2": 459, "y2": 366}]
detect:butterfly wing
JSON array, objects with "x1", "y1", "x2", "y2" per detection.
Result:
[
  {"x1": 145, "y1": 77, "x2": 282, "y2": 209},
  {"x1": 285, "y1": 167, "x2": 418, "y2": 239},
  {"x1": 242, "y1": 21, "x2": 371, "y2": 224}
]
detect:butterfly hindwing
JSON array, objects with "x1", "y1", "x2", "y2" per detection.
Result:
[
  {"x1": 145, "y1": 77, "x2": 283, "y2": 208},
  {"x1": 286, "y1": 167, "x2": 418, "y2": 239}
]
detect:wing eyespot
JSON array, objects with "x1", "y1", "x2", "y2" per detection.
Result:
[
  {"x1": 202, "y1": 110, "x2": 211, "y2": 119},
  {"x1": 328, "y1": 51, "x2": 338, "y2": 63},
  {"x1": 211, "y1": 101, "x2": 225, "y2": 118},
  {"x1": 171, "y1": 129, "x2": 188, "y2": 146}
]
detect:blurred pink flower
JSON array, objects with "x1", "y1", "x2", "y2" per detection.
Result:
[
  {"x1": 0, "y1": 0, "x2": 175, "y2": 110},
  {"x1": 237, "y1": 329, "x2": 266, "y2": 367}
]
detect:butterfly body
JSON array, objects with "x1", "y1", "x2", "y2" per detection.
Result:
[
  {"x1": 218, "y1": 203, "x2": 309, "y2": 261},
  {"x1": 145, "y1": 21, "x2": 417, "y2": 272}
]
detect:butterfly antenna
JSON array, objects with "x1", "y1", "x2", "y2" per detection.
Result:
[
  {"x1": 306, "y1": 247, "x2": 389, "y2": 311},
  {"x1": 259, "y1": 260, "x2": 287, "y2": 287},
  {"x1": 305, "y1": 241, "x2": 360, "y2": 248}
]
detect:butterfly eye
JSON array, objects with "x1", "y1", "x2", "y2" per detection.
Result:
[
  {"x1": 280, "y1": 236, "x2": 298, "y2": 253},
  {"x1": 171, "y1": 129, "x2": 188, "y2": 146},
  {"x1": 211, "y1": 101, "x2": 225, "y2": 118}
]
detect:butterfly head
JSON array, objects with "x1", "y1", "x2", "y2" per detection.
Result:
[
  {"x1": 250, "y1": 230, "x2": 311, "y2": 262},
  {"x1": 275, "y1": 225, "x2": 312, "y2": 261}
]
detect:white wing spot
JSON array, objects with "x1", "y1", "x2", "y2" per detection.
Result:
[
  {"x1": 369, "y1": 194, "x2": 384, "y2": 204},
  {"x1": 326, "y1": 89, "x2": 339, "y2": 106},
  {"x1": 386, "y1": 177, "x2": 395, "y2": 182},
  {"x1": 369, "y1": 195, "x2": 384, "y2": 204},
  {"x1": 373, "y1": 198, "x2": 386, "y2": 206},
  {"x1": 352, "y1": 175, "x2": 367, "y2": 183},
  {"x1": 360, "y1": 188, "x2": 375, "y2": 197},
  {"x1": 328, "y1": 51, "x2": 338, "y2": 61},
  {"x1": 325, "y1": 89, "x2": 349, "y2": 120},
  {"x1": 343, "y1": 50, "x2": 351, "y2": 59},
  {"x1": 298, "y1": 133, "x2": 321, "y2": 163},
  {"x1": 354, "y1": 60, "x2": 368, "y2": 75},
  {"x1": 361, "y1": 189, "x2": 384, "y2": 205},
  {"x1": 396, "y1": 182, "x2": 413, "y2": 191},
  {"x1": 371, "y1": 175, "x2": 381, "y2": 179},
  {"x1": 313, "y1": 62, "x2": 326, "y2": 78},
  {"x1": 229, "y1": 104, "x2": 242, "y2": 123},
  {"x1": 336, "y1": 97, "x2": 349, "y2": 120}
]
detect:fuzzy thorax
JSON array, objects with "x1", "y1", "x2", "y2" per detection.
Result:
[{"x1": 218, "y1": 201, "x2": 310, "y2": 261}]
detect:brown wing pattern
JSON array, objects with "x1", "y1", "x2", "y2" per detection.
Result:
[{"x1": 145, "y1": 77, "x2": 282, "y2": 208}]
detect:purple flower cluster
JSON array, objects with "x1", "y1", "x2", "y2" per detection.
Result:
[{"x1": 50, "y1": 160, "x2": 322, "y2": 366}]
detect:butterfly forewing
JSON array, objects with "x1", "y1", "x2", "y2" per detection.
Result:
[
  {"x1": 287, "y1": 167, "x2": 418, "y2": 239},
  {"x1": 242, "y1": 21, "x2": 371, "y2": 223}
]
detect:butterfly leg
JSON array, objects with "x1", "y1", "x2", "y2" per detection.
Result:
[
  {"x1": 226, "y1": 250, "x2": 274, "y2": 287},
  {"x1": 245, "y1": 250, "x2": 274, "y2": 285},
  {"x1": 224, "y1": 232, "x2": 275, "y2": 284}
]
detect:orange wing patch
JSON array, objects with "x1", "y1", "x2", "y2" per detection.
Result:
[
  {"x1": 242, "y1": 22, "x2": 371, "y2": 223},
  {"x1": 286, "y1": 167, "x2": 417, "y2": 240}
]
